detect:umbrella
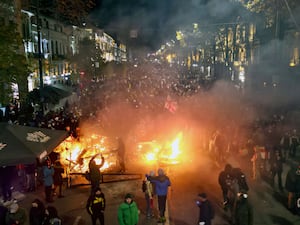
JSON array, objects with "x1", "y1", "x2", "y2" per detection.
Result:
[{"x1": 0, "y1": 123, "x2": 69, "y2": 166}]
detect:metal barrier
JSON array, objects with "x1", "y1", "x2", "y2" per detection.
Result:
[{"x1": 67, "y1": 172, "x2": 142, "y2": 187}]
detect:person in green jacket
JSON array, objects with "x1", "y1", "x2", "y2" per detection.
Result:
[{"x1": 117, "y1": 193, "x2": 139, "y2": 225}]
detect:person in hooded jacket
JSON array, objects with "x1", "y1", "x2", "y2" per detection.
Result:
[
  {"x1": 29, "y1": 198, "x2": 45, "y2": 225},
  {"x1": 89, "y1": 154, "x2": 105, "y2": 194},
  {"x1": 234, "y1": 190, "x2": 253, "y2": 225},
  {"x1": 86, "y1": 187, "x2": 106, "y2": 225},
  {"x1": 196, "y1": 193, "x2": 214, "y2": 225},
  {"x1": 218, "y1": 164, "x2": 234, "y2": 206},
  {"x1": 42, "y1": 206, "x2": 61, "y2": 225},
  {"x1": 285, "y1": 164, "x2": 300, "y2": 212},
  {"x1": 148, "y1": 168, "x2": 171, "y2": 223},
  {"x1": 117, "y1": 193, "x2": 139, "y2": 225}
]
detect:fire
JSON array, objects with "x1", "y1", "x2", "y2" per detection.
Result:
[
  {"x1": 54, "y1": 131, "x2": 184, "y2": 176},
  {"x1": 54, "y1": 135, "x2": 119, "y2": 174},
  {"x1": 159, "y1": 132, "x2": 183, "y2": 165},
  {"x1": 137, "y1": 132, "x2": 183, "y2": 165}
]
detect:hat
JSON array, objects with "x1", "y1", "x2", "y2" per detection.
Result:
[
  {"x1": 10, "y1": 203, "x2": 19, "y2": 213},
  {"x1": 198, "y1": 193, "x2": 207, "y2": 198},
  {"x1": 125, "y1": 193, "x2": 133, "y2": 199}
]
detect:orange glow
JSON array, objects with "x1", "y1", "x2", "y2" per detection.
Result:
[
  {"x1": 159, "y1": 132, "x2": 183, "y2": 165},
  {"x1": 54, "y1": 135, "x2": 119, "y2": 174},
  {"x1": 137, "y1": 132, "x2": 183, "y2": 165}
]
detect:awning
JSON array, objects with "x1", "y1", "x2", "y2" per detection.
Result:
[
  {"x1": 0, "y1": 123, "x2": 69, "y2": 166},
  {"x1": 27, "y1": 85, "x2": 72, "y2": 104}
]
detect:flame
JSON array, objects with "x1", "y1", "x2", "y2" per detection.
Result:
[
  {"x1": 54, "y1": 135, "x2": 119, "y2": 174},
  {"x1": 138, "y1": 132, "x2": 183, "y2": 165},
  {"x1": 159, "y1": 132, "x2": 183, "y2": 164}
]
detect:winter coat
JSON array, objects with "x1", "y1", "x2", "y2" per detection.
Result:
[
  {"x1": 5, "y1": 208, "x2": 27, "y2": 225},
  {"x1": 86, "y1": 193, "x2": 106, "y2": 216},
  {"x1": 150, "y1": 175, "x2": 171, "y2": 196},
  {"x1": 270, "y1": 153, "x2": 283, "y2": 173},
  {"x1": 232, "y1": 168, "x2": 249, "y2": 192},
  {"x1": 142, "y1": 178, "x2": 155, "y2": 198},
  {"x1": 29, "y1": 199, "x2": 45, "y2": 225},
  {"x1": 218, "y1": 171, "x2": 233, "y2": 190},
  {"x1": 43, "y1": 166, "x2": 54, "y2": 187},
  {"x1": 117, "y1": 201, "x2": 139, "y2": 225},
  {"x1": 89, "y1": 157, "x2": 104, "y2": 182},
  {"x1": 197, "y1": 200, "x2": 214, "y2": 225},
  {"x1": 234, "y1": 198, "x2": 253, "y2": 225},
  {"x1": 53, "y1": 161, "x2": 64, "y2": 185},
  {"x1": 285, "y1": 167, "x2": 300, "y2": 193}
]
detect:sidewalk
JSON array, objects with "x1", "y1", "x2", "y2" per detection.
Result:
[{"x1": 9, "y1": 179, "x2": 163, "y2": 225}]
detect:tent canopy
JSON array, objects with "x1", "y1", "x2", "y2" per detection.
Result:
[{"x1": 0, "y1": 123, "x2": 69, "y2": 166}]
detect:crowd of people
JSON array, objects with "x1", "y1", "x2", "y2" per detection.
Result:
[
  {"x1": 0, "y1": 166, "x2": 172, "y2": 225},
  {"x1": 1, "y1": 61, "x2": 300, "y2": 225},
  {"x1": 0, "y1": 200, "x2": 62, "y2": 225}
]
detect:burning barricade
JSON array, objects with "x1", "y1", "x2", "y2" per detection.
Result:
[
  {"x1": 53, "y1": 135, "x2": 120, "y2": 179},
  {"x1": 51, "y1": 131, "x2": 186, "y2": 186}
]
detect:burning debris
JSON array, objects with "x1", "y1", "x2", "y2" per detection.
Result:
[
  {"x1": 53, "y1": 131, "x2": 186, "y2": 178},
  {"x1": 134, "y1": 132, "x2": 184, "y2": 166},
  {"x1": 53, "y1": 135, "x2": 120, "y2": 175}
]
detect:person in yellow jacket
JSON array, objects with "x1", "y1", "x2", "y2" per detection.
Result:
[{"x1": 86, "y1": 187, "x2": 106, "y2": 225}]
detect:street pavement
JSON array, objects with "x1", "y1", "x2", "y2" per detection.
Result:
[
  {"x1": 8, "y1": 155, "x2": 300, "y2": 225},
  {"x1": 13, "y1": 178, "x2": 161, "y2": 225}
]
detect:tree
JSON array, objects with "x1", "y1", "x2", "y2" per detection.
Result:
[
  {"x1": 240, "y1": 0, "x2": 300, "y2": 30},
  {"x1": 57, "y1": 0, "x2": 96, "y2": 25},
  {"x1": 38, "y1": 0, "x2": 96, "y2": 26},
  {"x1": 0, "y1": 1, "x2": 30, "y2": 105}
]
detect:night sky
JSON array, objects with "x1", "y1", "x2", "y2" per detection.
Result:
[{"x1": 89, "y1": 0, "x2": 247, "y2": 50}]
